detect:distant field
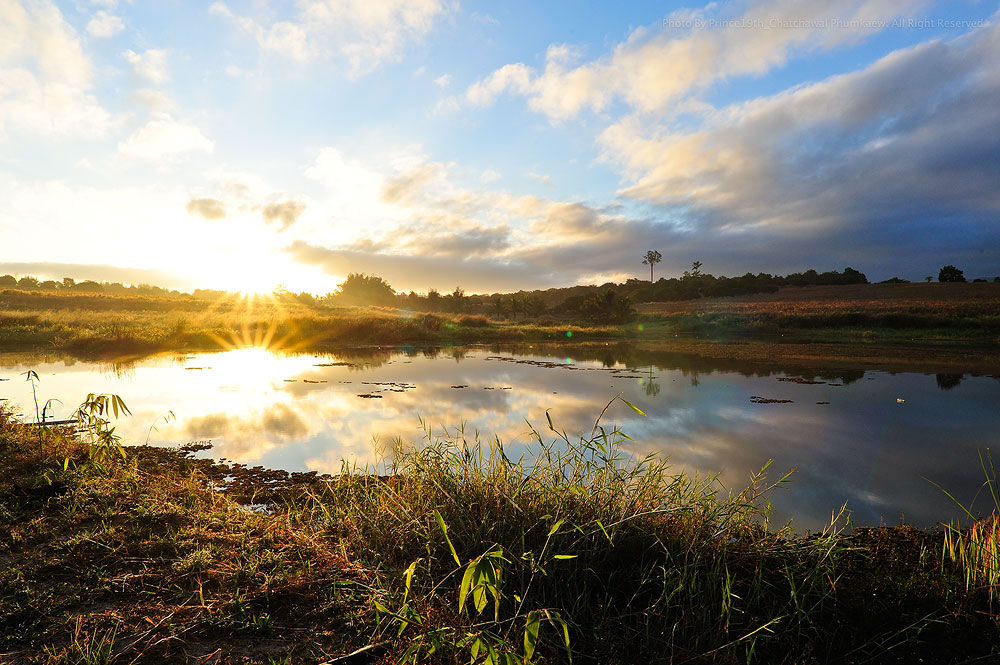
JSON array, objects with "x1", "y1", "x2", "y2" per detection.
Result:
[
  {"x1": 637, "y1": 282, "x2": 1000, "y2": 316},
  {"x1": 1, "y1": 283, "x2": 998, "y2": 356}
]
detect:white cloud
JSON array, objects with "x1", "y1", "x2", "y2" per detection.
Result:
[
  {"x1": 213, "y1": 0, "x2": 451, "y2": 75},
  {"x1": 480, "y1": 169, "x2": 500, "y2": 184},
  {"x1": 465, "y1": 0, "x2": 934, "y2": 121},
  {"x1": 0, "y1": 0, "x2": 110, "y2": 138},
  {"x1": 118, "y1": 116, "x2": 214, "y2": 159},
  {"x1": 433, "y1": 73, "x2": 451, "y2": 87},
  {"x1": 130, "y1": 88, "x2": 171, "y2": 110},
  {"x1": 86, "y1": 10, "x2": 123, "y2": 38},
  {"x1": 122, "y1": 48, "x2": 169, "y2": 83},
  {"x1": 526, "y1": 172, "x2": 551, "y2": 185}
]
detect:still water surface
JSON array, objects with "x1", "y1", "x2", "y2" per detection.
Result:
[{"x1": 2, "y1": 344, "x2": 998, "y2": 531}]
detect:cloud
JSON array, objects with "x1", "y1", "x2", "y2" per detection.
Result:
[
  {"x1": 0, "y1": 261, "x2": 191, "y2": 287},
  {"x1": 433, "y1": 73, "x2": 451, "y2": 87},
  {"x1": 480, "y1": 169, "x2": 500, "y2": 184},
  {"x1": 130, "y1": 88, "x2": 171, "y2": 110},
  {"x1": 464, "y1": 0, "x2": 933, "y2": 120},
  {"x1": 86, "y1": 10, "x2": 123, "y2": 37},
  {"x1": 286, "y1": 240, "x2": 556, "y2": 292},
  {"x1": 186, "y1": 197, "x2": 227, "y2": 220},
  {"x1": 122, "y1": 48, "x2": 169, "y2": 83},
  {"x1": 594, "y1": 19, "x2": 1000, "y2": 279},
  {"x1": 262, "y1": 200, "x2": 306, "y2": 230},
  {"x1": 213, "y1": 0, "x2": 451, "y2": 75},
  {"x1": 118, "y1": 115, "x2": 213, "y2": 159},
  {"x1": 0, "y1": 0, "x2": 110, "y2": 138},
  {"x1": 526, "y1": 172, "x2": 551, "y2": 185}
]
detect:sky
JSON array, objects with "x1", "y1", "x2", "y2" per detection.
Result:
[{"x1": 1, "y1": 0, "x2": 998, "y2": 295}]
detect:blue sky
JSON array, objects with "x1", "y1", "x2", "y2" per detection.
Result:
[{"x1": 1, "y1": 0, "x2": 998, "y2": 293}]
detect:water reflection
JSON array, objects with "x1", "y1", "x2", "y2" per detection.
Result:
[{"x1": 1, "y1": 344, "x2": 998, "y2": 531}]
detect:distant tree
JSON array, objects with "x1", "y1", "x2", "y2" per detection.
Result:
[
  {"x1": 938, "y1": 265, "x2": 966, "y2": 283},
  {"x1": 426, "y1": 289, "x2": 441, "y2": 312},
  {"x1": 489, "y1": 294, "x2": 507, "y2": 319},
  {"x1": 446, "y1": 286, "x2": 466, "y2": 313},
  {"x1": 336, "y1": 273, "x2": 396, "y2": 305},
  {"x1": 60, "y1": 277, "x2": 76, "y2": 290},
  {"x1": 0, "y1": 274, "x2": 15, "y2": 288},
  {"x1": 935, "y1": 374, "x2": 963, "y2": 390},
  {"x1": 17, "y1": 276, "x2": 39, "y2": 289},
  {"x1": 38, "y1": 280, "x2": 58, "y2": 290},
  {"x1": 580, "y1": 288, "x2": 637, "y2": 324},
  {"x1": 841, "y1": 267, "x2": 868, "y2": 284},
  {"x1": 925, "y1": 276, "x2": 933, "y2": 283},
  {"x1": 523, "y1": 293, "x2": 546, "y2": 317},
  {"x1": 994, "y1": 276, "x2": 1000, "y2": 283},
  {"x1": 642, "y1": 250, "x2": 662, "y2": 282},
  {"x1": 76, "y1": 280, "x2": 103, "y2": 292},
  {"x1": 690, "y1": 261, "x2": 703, "y2": 277}
]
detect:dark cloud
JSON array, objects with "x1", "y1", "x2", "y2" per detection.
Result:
[
  {"x1": 262, "y1": 200, "x2": 306, "y2": 230},
  {"x1": 185, "y1": 197, "x2": 227, "y2": 220},
  {"x1": 285, "y1": 240, "x2": 566, "y2": 293},
  {"x1": 601, "y1": 20, "x2": 1000, "y2": 281},
  {"x1": 400, "y1": 224, "x2": 512, "y2": 258}
]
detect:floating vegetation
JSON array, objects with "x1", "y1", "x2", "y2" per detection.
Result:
[
  {"x1": 777, "y1": 376, "x2": 827, "y2": 385},
  {"x1": 750, "y1": 395, "x2": 794, "y2": 404}
]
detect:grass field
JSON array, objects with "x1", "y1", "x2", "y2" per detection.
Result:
[
  {"x1": 1, "y1": 283, "x2": 998, "y2": 358},
  {"x1": 2, "y1": 404, "x2": 999, "y2": 664},
  {"x1": 0, "y1": 289, "x2": 622, "y2": 355},
  {"x1": 636, "y1": 283, "x2": 1000, "y2": 343}
]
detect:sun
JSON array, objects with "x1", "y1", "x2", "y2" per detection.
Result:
[{"x1": 196, "y1": 250, "x2": 327, "y2": 296}]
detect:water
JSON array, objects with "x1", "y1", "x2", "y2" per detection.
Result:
[{"x1": 2, "y1": 343, "x2": 998, "y2": 531}]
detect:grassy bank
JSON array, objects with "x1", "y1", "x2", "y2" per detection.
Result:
[
  {"x1": 636, "y1": 283, "x2": 1000, "y2": 345},
  {"x1": 2, "y1": 284, "x2": 999, "y2": 358},
  {"x1": 2, "y1": 403, "x2": 999, "y2": 664},
  {"x1": 0, "y1": 289, "x2": 622, "y2": 355}
]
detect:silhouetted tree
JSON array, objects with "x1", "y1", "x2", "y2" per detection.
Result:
[
  {"x1": 426, "y1": 289, "x2": 441, "y2": 312},
  {"x1": 642, "y1": 250, "x2": 662, "y2": 282},
  {"x1": 16, "y1": 276, "x2": 39, "y2": 289},
  {"x1": 0, "y1": 274, "x2": 15, "y2": 288},
  {"x1": 938, "y1": 265, "x2": 966, "y2": 283},
  {"x1": 581, "y1": 289, "x2": 637, "y2": 324},
  {"x1": 935, "y1": 374, "x2": 964, "y2": 390},
  {"x1": 446, "y1": 286, "x2": 466, "y2": 313},
  {"x1": 336, "y1": 273, "x2": 396, "y2": 305}
]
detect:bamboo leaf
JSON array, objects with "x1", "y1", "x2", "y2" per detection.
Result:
[
  {"x1": 524, "y1": 611, "x2": 541, "y2": 660},
  {"x1": 619, "y1": 397, "x2": 646, "y2": 416},
  {"x1": 434, "y1": 509, "x2": 461, "y2": 566}
]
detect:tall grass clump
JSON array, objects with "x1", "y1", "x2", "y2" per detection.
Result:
[
  {"x1": 303, "y1": 399, "x2": 845, "y2": 663},
  {"x1": 941, "y1": 450, "x2": 1000, "y2": 604}
]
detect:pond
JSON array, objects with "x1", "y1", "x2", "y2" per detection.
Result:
[{"x1": 2, "y1": 343, "x2": 998, "y2": 531}]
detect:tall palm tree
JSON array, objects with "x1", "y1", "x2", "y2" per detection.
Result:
[{"x1": 642, "y1": 250, "x2": 662, "y2": 282}]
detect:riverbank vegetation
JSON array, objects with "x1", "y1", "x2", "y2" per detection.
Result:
[
  {"x1": 2, "y1": 279, "x2": 998, "y2": 357},
  {"x1": 2, "y1": 403, "x2": 999, "y2": 663}
]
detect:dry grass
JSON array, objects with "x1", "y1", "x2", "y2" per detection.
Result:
[
  {"x1": 637, "y1": 283, "x2": 1000, "y2": 317},
  {"x1": 3, "y1": 403, "x2": 1000, "y2": 663}
]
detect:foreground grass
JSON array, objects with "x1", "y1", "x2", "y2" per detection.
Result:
[{"x1": 2, "y1": 403, "x2": 1000, "y2": 664}]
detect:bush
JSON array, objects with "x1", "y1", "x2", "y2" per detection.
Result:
[{"x1": 580, "y1": 289, "x2": 637, "y2": 324}]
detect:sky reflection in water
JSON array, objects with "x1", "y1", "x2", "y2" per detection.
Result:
[{"x1": 2, "y1": 344, "x2": 998, "y2": 531}]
